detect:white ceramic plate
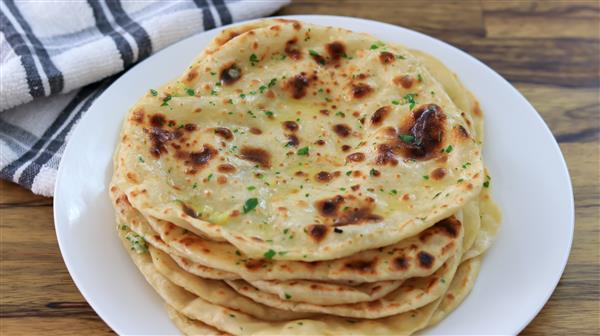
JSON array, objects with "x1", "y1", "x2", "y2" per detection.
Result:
[{"x1": 54, "y1": 15, "x2": 573, "y2": 335}]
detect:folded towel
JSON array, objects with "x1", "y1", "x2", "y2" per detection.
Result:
[{"x1": 0, "y1": 0, "x2": 289, "y2": 196}]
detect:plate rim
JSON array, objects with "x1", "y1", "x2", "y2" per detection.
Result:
[{"x1": 53, "y1": 14, "x2": 574, "y2": 335}]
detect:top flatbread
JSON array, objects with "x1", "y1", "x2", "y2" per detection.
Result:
[{"x1": 112, "y1": 20, "x2": 484, "y2": 261}]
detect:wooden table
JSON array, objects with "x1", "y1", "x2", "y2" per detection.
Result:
[{"x1": 1, "y1": 0, "x2": 598, "y2": 334}]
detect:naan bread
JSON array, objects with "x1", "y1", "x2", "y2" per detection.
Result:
[
  {"x1": 113, "y1": 19, "x2": 484, "y2": 261},
  {"x1": 111, "y1": 185, "x2": 464, "y2": 283}
]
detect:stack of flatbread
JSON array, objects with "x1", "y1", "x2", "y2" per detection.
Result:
[{"x1": 109, "y1": 19, "x2": 501, "y2": 335}]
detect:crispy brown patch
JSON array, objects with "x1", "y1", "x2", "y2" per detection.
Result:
[
  {"x1": 131, "y1": 108, "x2": 145, "y2": 124},
  {"x1": 220, "y1": 63, "x2": 242, "y2": 86},
  {"x1": 315, "y1": 195, "x2": 344, "y2": 217},
  {"x1": 325, "y1": 41, "x2": 346, "y2": 64},
  {"x1": 334, "y1": 206, "x2": 382, "y2": 227},
  {"x1": 346, "y1": 152, "x2": 365, "y2": 162},
  {"x1": 371, "y1": 106, "x2": 390, "y2": 126},
  {"x1": 284, "y1": 38, "x2": 302, "y2": 60},
  {"x1": 375, "y1": 144, "x2": 399, "y2": 166},
  {"x1": 186, "y1": 67, "x2": 198, "y2": 82},
  {"x1": 147, "y1": 127, "x2": 182, "y2": 158},
  {"x1": 435, "y1": 217, "x2": 461, "y2": 238},
  {"x1": 180, "y1": 145, "x2": 218, "y2": 171},
  {"x1": 217, "y1": 164, "x2": 236, "y2": 173},
  {"x1": 393, "y1": 256, "x2": 410, "y2": 270},
  {"x1": 351, "y1": 83, "x2": 372, "y2": 99},
  {"x1": 315, "y1": 171, "x2": 333, "y2": 183},
  {"x1": 249, "y1": 127, "x2": 262, "y2": 135},
  {"x1": 368, "y1": 300, "x2": 383, "y2": 309},
  {"x1": 396, "y1": 104, "x2": 446, "y2": 160},
  {"x1": 306, "y1": 224, "x2": 330, "y2": 243},
  {"x1": 239, "y1": 146, "x2": 271, "y2": 168},
  {"x1": 214, "y1": 127, "x2": 233, "y2": 140},
  {"x1": 333, "y1": 124, "x2": 351, "y2": 137},
  {"x1": 283, "y1": 121, "x2": 299, "y2": 132},
  {"x1": 150, "y1": 114, "x2": 166, "y2": 127},
  {"x1": 287, "y1": 73, "x2": 312, "y2": 99},
  {"x1": 341, "y1": 145, "x2": 351, "y2": 152},
  {"x1": 245, "y1": 259, "x2": 267, "y2": 271},
  {"x1": 431, "y1": 167, "x2": 447, "y2": 180},
  {"x1": 417, "y1": 251, "x2": 434, "y2": 268},
  {"x1": 379, "y1": 51, "x2": 395, "y2": 64},
  {"x1": 286, "y1": 134, "x2": 299, "y2": 147},
  {"x1": 400, "y1": 75, "x2": 414, "y2": 89},
  {"x1": 343, "y1": 259, "x2": 377, "y2": 274},
  {"x1": 184, "y1": 124, "x2": 197, "y2": 132}
]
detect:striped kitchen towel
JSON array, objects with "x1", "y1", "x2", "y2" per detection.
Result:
[{"x1": 0, "y1": 0, "x2": 289, "y2": 197}]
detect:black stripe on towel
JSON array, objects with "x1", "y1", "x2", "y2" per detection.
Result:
[
  {"x1": 212, "y1": 0, "x2": 233, "y2": 25},
  {"x1": 4, "y1": 0, "x2": 64, "y2": 95},
  {"x1": 105, "y1": 0, "x2": 153, "y2": 61},
  {"x1": 0, "y1": 11, "x2": 45, "y2": 98},
  {"x1": 193, "y1": 0, "x2": 216, "y2": 31},
  {"x1": 87, "y1": 0, "x2": 135, "y2": 68}
]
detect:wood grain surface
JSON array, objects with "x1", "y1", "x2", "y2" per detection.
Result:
[{"x1": 1, "y1": 0, "x2": 599, "y2": 334}]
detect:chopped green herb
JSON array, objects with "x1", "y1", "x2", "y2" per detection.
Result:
[
  {"x1": 264, "y1": 110, "x2": 274, "y2": 117},
  {"x1": 247, "y1": 186, "x2": 256, "y2": 191},
  {"x1": 149, "y1": 89, "x2": 158, "y2": 96},
  {"x1": 391, "y1": 99, "x2": 400, "y2": 105},
  {"x1": 240, "y1": 93, "x2": 246, "y2": 99},
  {"x1": 399, "y1": 134, "x2": 415, "y2": 144},
  {"x1": 243, "y1": 198, "x2": 258, "y2": 214},
  {"x1": 185, "y1": 88, "x2": 195, "y2": 96},
  {"x1": 268, "y1": 78, "x2": 277, "y2": 88},
  {"x1": 284, "y1": 293, "x2": 292, "y2": 299},
  {"x1": 207, "y1": 173, "x2": 213, "y2": 181},
  {"x1": 283, "y1": 228, "x2": 289, "y2": 234},
  {"x1": 433, "y1": 192, "x2": 442, "y2": 199},
  {"x1": 390, "y1": 189, "x2": 398, "y2": 195},
  {"x1": 462, "y1": 162, "x2": 471, "y2": 169},
  {"x1": 235, "y1": 250, "x2": 241, "y2": 256},
  {"x1": 396, "y1": 54, "x2": 405, "y2": 59},
  {"x1": 161, "y1": 95, "x2": 172, "y2": 106},
  {"x1": 335, "y1": 111, "x2": 345, "y2": 117},
  {"x1": 403, "y1": 93, "x2": 416, "y2": 110},
  {"x1": 249, "y1": 53, "x2": 259, "y2": 66},
  {"x1": 229, "y1": 314, "x2": 236, "y2": 318},
  {"x1": 192, "y1": 182, "x2": 198, "y2": 189},
  {"x1": 297, "y1": 146, "x2": 309, "y2": 156},
  {"x1": 210, "y1": 71, "x2": 216, "y2": 76},
  {"x1": 423, "y1": 175, "x2": 429, "y2": 180},
  {"x1": 457, "y1": 178, "x2": 464, "y2": 183},
  {"x1": 417, "y1": 74, "x2": 423, "y2": 82},
  {"x1": 308, "y1": 49, "x2": 319, "y2": 57},
  {"x1": 340, "y1": 187, "x2": 346, "y2": 191},
  {"x1": 259, "y1": 85, "x2": 267, "y2": 93},
  {"x1": 444, "y1": 145, "x2": 453, "y2": 153},
  {"x1": 263, "y1": 249, "x2": 276, "y2": 259},
  {"x1": 138, "y1": 156, "x2": 144, "y2": 163},
  {"x1": 126, "y1": 232, "x2": 147, "y2": 254},
  {"x1": 483, "y1": 175, "x2": 491, "y2": 188},
  {"x1": 346, "y1": 171, "x2": 352, "y2": 176},
  {"x1": 227, "y1": 99, "x2": 234, "y2": 104},
  {"x1": 370, "y1": 168, "x2": 377, "y2": 176}
]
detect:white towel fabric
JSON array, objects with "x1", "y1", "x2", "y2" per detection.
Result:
[{"x1": 0, "y1": 0, "x2": 289, "y2": 196}]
